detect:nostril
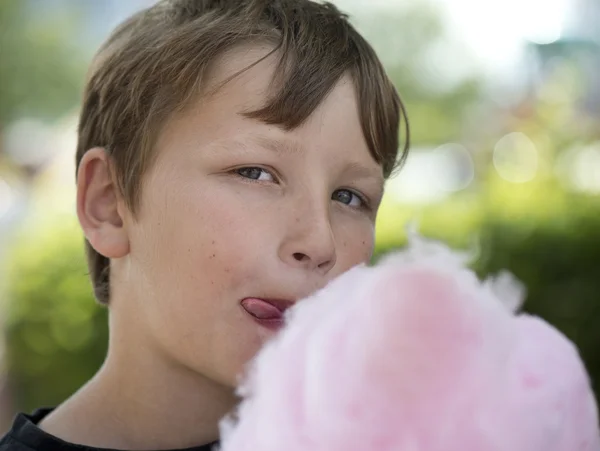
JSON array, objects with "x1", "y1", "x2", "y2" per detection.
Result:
[{"x1": 293, "y1": 252, "x2": 307, "y2": 262}]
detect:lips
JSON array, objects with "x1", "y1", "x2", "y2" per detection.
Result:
[{"x1": 240, "y1": 298, "x2": 294, "y2": 330}]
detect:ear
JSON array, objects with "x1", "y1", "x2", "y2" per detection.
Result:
[{"x1": 76, "y1": 147, "x2": 130, "y2": 259}]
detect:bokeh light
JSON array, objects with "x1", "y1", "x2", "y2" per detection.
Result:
[
  {"x1": 431, "y1": 143, "x2": 475, "y2": 192},
  {"x1": 493, "y1": 132, "x2": 539, "y2": 183}
]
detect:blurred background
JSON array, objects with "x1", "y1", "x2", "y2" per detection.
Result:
[{"x1": 0, "y1": 0, "x2": 599, "y2": 433}]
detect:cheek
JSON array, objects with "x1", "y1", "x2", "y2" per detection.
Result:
[
  {"x1": 147, "y1": 180, "x2": 276, "y2": 293},
  {"x1": 335, "y1": 220, "x2": 375, "y2": 270}
]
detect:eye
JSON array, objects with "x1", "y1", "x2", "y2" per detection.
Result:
[
  {"x1": 332, "y1": 189, "x2": 367, "y2": 209},
  {"x1": 234, "y1": 167, "x2": 275, "y2": 182}
]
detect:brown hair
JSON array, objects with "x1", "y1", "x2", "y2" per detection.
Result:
[{"x1": 76, "y1": 0, "x2": 410, "y2": 304}]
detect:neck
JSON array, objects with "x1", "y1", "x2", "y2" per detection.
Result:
[{"x1": 40, "y1": 308, "x2": 238, "y2": 450}]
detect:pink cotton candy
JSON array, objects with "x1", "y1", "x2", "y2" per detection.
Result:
[{"x1": 219, "y1": 234, "x2": 600, "y2": 451}]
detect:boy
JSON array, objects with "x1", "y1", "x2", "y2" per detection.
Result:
[{"x1": 1, "y1": 0, "x2": 408, "y2": 449}]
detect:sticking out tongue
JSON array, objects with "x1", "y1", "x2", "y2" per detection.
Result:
[{"x1": 241, "y1": 298, "x2": 283, "y2": 320}]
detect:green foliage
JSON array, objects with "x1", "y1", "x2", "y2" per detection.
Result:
[
  {"x1": 0, "y1": 0, "x2": 85, "y2": 126},
  {"x1": 3, "y1": 216, "x2": 107, "y2": 412}
]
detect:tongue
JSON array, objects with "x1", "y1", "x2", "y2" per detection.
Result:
[{"x1": 241, "y1": 298, "x2": 283, "y2": 320}]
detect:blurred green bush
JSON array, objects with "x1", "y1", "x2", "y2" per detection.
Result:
[
  {"x1": 3, "y1": 176, "x2": 600, "y2": 412},
  {"x1": 3, "y1": 216, "x2": 108, "y2": 412}
]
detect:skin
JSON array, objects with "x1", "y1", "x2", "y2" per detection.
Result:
[{"x1": 40, "y1": 44, "x2": 385, "y2": 450}]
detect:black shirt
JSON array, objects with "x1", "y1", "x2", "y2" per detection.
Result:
[{"x1": 0, "y1": 409, "x2": 218, "y2": 451}]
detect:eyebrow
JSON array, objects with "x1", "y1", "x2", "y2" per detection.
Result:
[
  {"x1": 249, "y1": 136, "x2": 384, "y2": 180},
  {"x1": 343, "y1": 161, "x2": 385, "y2": 184},
  {"x1": 247, "y1": 134, "x2": 304, "y2": 155}
]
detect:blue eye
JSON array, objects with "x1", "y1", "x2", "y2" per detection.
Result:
[
  {"x1": 332, "y1": 189, "x2": 366, "y2": 208},
  {"x1": 235, "y1": 167, "x2": 275, "y2": 182}
]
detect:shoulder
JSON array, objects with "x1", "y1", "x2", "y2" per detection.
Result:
[
  {"x1": 0, "y1": 409, "x2": 54, "y2": 451},
  {"x1": 0, "y1": 433, "x2": 28, "y2": 451}
]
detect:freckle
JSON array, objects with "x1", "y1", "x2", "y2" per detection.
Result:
[{"x1": 212, "y1": 240, "x2": 215, "y2": 245}]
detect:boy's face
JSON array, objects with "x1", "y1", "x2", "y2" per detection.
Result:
[{"x1": 114, "y1": 45, "x2": 385, "y2": 387}]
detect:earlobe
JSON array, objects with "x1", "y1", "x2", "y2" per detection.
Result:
[{"x1": 76, "y1": 147, "x2": 130, "y2": 259}]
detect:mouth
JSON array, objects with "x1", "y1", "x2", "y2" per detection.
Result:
[{"x1": 240, "y1": 298, "x2": 295, "y2": 331}]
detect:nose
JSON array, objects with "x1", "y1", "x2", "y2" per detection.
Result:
[{"x1": 278, "y1": 202, "x2": 337, "y2": 274}]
